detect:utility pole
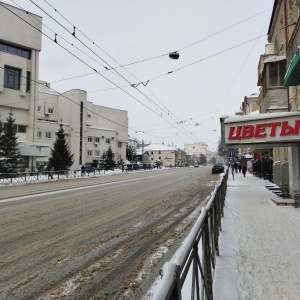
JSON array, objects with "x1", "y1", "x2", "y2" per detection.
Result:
[{"x1": 142, "y1": 140, "x2": 144, "y2": 163}]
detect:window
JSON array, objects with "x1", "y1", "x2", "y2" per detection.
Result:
[
  {"x1": 159, "y1": 151, "x2": 161, "y2": 154},
  {"x1": 95, "y1": 137, "x2": 100, "y2": 143},
  {"x1": 37, "y1": 131, "x2": 42, "y2": 138},
  {"x1": 106, "y1": 138, "x2": 110, "y2": 144},
  {"x1": 37, "y1": 106, "x2": 41, "y2": 112},
  {"x1": 95, "y1": 150, "x2": 100, "y2": 157},
  {"x1": 87, "y1": 150, "x2": 93, "y2": 156},
  {"x1": 118, "y1": 142, "x2": 122, "y2": 148},
  {"x1": 17, "y1": 125, "x2": 26, "y2": 133},
  {"x1": 88, "y1": 136, "x2": 93, "y2": 143},
  {"x1": 45, "y1": 132, "x2": 52, "y2": 139},
  {"x1": 4, "y1": 66, "x2": 21, "y2": 90},
  {"x1": 268, "y1": 61, "x2": 286, "y2": 87},
  {"x1": 26, "y1": 71, "x2": 31, "y2": 92},
  {"x1": 47, "y1": 108, "x2": 54, "y2": 114},
  {"x1": 4, "y1": 124, "x2": 26, "y2": 133},
  {"x1": 151, "y1": 151, "x2": 153, "y2": 154},
  {"x1": 0, "y1": 41, "x2": 30, "y2": 59},
  {"x1": 159, "y1": 157, "x2": 161, "y2": 159}
]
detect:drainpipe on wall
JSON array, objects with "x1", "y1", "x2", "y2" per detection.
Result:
[{"x1": 284, "y1": 0, "x2": 291, "y2": 111}]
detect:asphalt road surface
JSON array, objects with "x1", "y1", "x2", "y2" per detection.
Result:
[{"x1": 0, "y1": 166, "x2": 220, "y2": 299}]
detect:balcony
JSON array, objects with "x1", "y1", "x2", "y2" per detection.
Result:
[
  {"x1": 285, "y1": 20, "x2": 300, "y2": 86},
  {"x1": 262, "y1": 87, "x2": 288, "y2": 113}
]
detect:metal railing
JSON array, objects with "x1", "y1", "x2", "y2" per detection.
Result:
[
  {"x1": 0, "y1": 169, "x2": 106, "y2": 185},
  {"x1": 152, "y1": 168, "x2": 228, "y2": 300}
]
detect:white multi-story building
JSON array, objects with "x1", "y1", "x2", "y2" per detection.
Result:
[
  {"x1": 184, "y1": 143, "x2": 207, "y2": 157},
  {"x1": 36, "y1": 85, "x2": 128, "y2": 168},
  {"x1": 143, "y1": 144, "x2": 176, "y2": 166},
  {"x1": 0, "y1": 2, "x2": 128, "y2": 170}
]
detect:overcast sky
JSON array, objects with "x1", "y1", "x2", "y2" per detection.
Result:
[{"x1": 2, "y1": 0, "x2": 274, "y2": 151}]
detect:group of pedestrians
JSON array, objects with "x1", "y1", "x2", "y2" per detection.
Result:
[{"x1": 232, "y1": 161, "x2": 247, "y2": 177}]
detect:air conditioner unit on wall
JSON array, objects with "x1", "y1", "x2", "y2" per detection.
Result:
[{"x1": 94, "y1": 143, "x2": 98, "y2": 147}]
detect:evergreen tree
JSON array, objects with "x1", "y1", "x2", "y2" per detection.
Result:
[
  {"x1": 199, "y1": 154, "x2": 207, "y2": 165},
  {"x1": 48, "y1": 123, "x2": 74, "y2": 171},
  {"x1": 217, "y1": 138, "x2": 229, "y2": 160},
  {"x1": 126, "y1": 145, "x2": 136, "y2": 162},
  {"x1": 100, "y1": 147, "x2": 115, "y2": 170},
  {"x1": 0, "y1": 111, "x2": 24, "y2": 173}
]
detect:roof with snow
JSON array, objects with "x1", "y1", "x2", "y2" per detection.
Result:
[
  {"x1": 264, "y1": 55, "x2": 286, "y2": 63},
  {"x1": 143, "y1": 144, "x2": 177, "y2": 151}
]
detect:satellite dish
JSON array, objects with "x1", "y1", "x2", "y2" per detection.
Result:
[{"x1": 169, "y1": 51, "x2": 179, "y2": 59}]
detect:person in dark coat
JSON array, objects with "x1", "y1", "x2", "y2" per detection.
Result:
[
  {"x1": 238, "y1": 164, "x2": 242, "y2": 173},
  {"x1": 234, "y1": 162, "x2": 238, "y2": 173},
  {"x1": 242, "y1": 165, "x2": 247, "y2": 177},
  {"x1": 81, "y1": 165, "x2": 85, "y2": 176}
]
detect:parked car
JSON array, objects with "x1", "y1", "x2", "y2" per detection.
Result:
[
  {"x1": 142, "y1": 163, "x2": 153, "y2": 169},
  {"x1": 132, "y1": 163, "x2": 140, "y2": 170},
  {"x1": 212, "y1": 163, "x2": 224, "y2": 174}
]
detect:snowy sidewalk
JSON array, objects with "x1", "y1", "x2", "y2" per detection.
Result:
[{"x1": 213, "y1": 171, "x2": 300, "y2": 300}]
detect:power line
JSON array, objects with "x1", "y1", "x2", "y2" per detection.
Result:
[
  {"x1": 35, "y1": 0, "x2": 193, "y2": 139},
  {"x1": 0, "y1": 4, "x2": 177, "y2": 127},
  {"x1": 41, "y1": 1, "x2": 272, "y2": 73},
  {"x1": 211, "y1": 18, "x2": 270, "y2": 119},
  {"x1": 0, "y1": 65, "x2": 180, "y2": 140},
  {"x1": 38, "y1": 0, "x2": 274, "y2": 139},
  {"x1": 10, "y1": 0, "x2": 194, "y2": 142},
  {"x1": 177, "y1": 8, "x2": 272, "y2": 52}
]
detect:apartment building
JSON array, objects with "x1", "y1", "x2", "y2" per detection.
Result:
[
  {"x1": 256, "y1": 0, "x2": 300, "y2": 193},
  {"x1": 0, "y1": 2, "x2": 128, "y2": 170},
  {"x1": 36, "y1": 85, "x2": 128, "y2": 168},
  {"x1": 184, "y1": 142, "x2": 208, "y2": 164},
  {"x1": 143, "y1": 144, "x2": 180, "y2": 167},
  {"x1": 224, "y1": 1, "x2": 300, "y2": 197},
  {"x1": 0, "y1": 2, "x2": 48, "y2": 170}
]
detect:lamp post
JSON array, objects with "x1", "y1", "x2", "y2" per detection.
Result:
[{"x1": 142, "y1": 140, "x2": 144, "y2": 163}]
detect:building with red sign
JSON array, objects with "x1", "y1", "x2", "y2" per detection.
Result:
[{"x1": 223, "y1": 1, "x2": 300, "y2": 199}]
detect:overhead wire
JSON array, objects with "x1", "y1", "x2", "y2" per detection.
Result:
[
  {"x1": 25, "y1": 0, "x2": 195, "y2": 143},
  {"x1": 211, "y1": 18, "x2": 271, "y2": 120},
  {"x1": 38, "y1": 1, "x2": 274, "y2": 140},
  {"x1": 42, "y1": 1, "x2": 272, "y2": 73},
  {"x1": 37, "y1": 0, "x2": 194, "y2": 141},
  {"x1": 2, "y1": 2, "x2": 279, "y2": 144},
  {"x1": 0, "y1": 66, "x2": 178, "y2": 140},
  {"x1": 0, "y1": 3, "x2": 178, "y2": 128}
]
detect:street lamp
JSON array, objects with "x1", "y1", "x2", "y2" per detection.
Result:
[{"x1": 169, "y1": 51, "x2": 179, "y2": 59}]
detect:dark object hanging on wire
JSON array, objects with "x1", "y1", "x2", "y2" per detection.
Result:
[{"x1": 169, "y1": 51, "x2": 179, "y2": 59}]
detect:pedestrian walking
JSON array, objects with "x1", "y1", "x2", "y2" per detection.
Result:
[
  {"x1": 81, "y1": 165, "x2": 85, "y2": 176},
  {"x1": 242, "y1": 165, "x2": 247, "y2": 177},
  {"x1": 122, "y1": 163, "x2": 125, "y2": 172},
  {"x1": 238, "y1": 164, "x2": 242, "y2": 173},
  {"x1": 49, "y1": 166, "x2": 55, "y2": 179},
  {"x1": 234, "y1": 162, "x2": 238, "y2": 173}
]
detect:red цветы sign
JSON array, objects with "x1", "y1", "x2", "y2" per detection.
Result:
[{"x1": 224, "y1": 112, "x2": 300, "y2": 146}]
